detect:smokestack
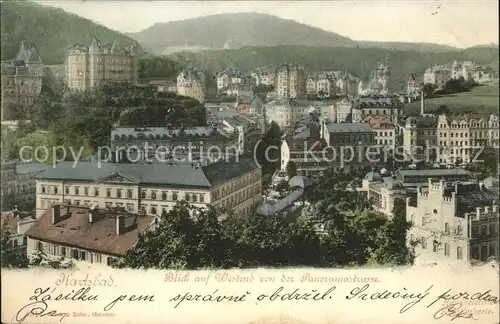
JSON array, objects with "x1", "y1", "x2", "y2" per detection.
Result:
[
  {"x1": 116, "y1": 215, "x2": 125, "y2": 235},
  {"x1": 52, "y1": 205, "x2": 61, "y2": 224},
  {"x1": 420, "y1": 88, "x2": 425, "y2": 116}
]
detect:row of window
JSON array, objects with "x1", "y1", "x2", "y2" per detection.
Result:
[
  {"x1": 35, "y1": 241, "x2": 118, "y2": 265},
  {"x1": 40, "y1": 185, "x2": 206, "y2": 203}
]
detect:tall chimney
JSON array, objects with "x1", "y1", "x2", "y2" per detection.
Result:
[
  {"x1": 89, "y1": 208, "x2": 94, "y2": 223},
  {"x1": 52, "y1": 205, "x2": 61, "y2": 224},
  {"x1": 420, "y1": 88, "x2": 425, "y2": 116},
  {"x1": 116, "y1": 215, "x2": 125, "y2": 235}
]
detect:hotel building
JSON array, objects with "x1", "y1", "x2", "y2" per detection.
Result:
[
  {"x1": 66, "y1": 37, "x2": 139, "y2": 91},
  {"x1": 34, "y1": 157, "x2": 262, "y2": 219}
]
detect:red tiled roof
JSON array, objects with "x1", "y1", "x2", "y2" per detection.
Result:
[{"x1": 25, "y1": 206, "x2": 154, "y2": 256}]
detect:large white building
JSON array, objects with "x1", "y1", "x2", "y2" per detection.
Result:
[
  {"x1": 264, "y1": 99, "x2": 315, "y2": 130},
  {"x1": 407, "y1": 179, "x2": 499, "y2": 265},
  {"x1": 423, "y1": 65, "x2": 451, "y2": 88},
  {"x1": 436, "y1": 113, "x2": 499, "y2": 166}
]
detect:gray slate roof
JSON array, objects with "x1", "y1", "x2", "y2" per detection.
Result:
[
  {"x1": 34, "y1": 157, "x2": 259, "y2": 188},
  {"x1": 16, "y1": 163, "x2": 53, "y2": 175},
  {"x1": 397, "y1": 169, "x2": 471, "y2": 177}
]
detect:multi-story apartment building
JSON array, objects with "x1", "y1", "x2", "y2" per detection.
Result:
[
  {"x1": 280, "y1": 138, "x2": 330, "y2": 178},
  {"x1": 362, "y1": 116, "x2": 396, "y2": 151},
  {"x1": 1, "y1": 41, "x2": 43, "y2": 121},
  {"x1": 320, "y1": 121, "x2": 376, "y2": 173},
  {"x1": 335, "y1": 98, "x2": 355, "y2": 123},
  {"x1": 26, "y1": 204, "x2": 155, "y2": 268},
  {"x1": 451, "y1": 60, "x2": 475, "y2": 81},
  {"x1": 264, "y1": 99, "x2": 315, "y2": 131},
  {"x1": 436, "y1": 113, "x2": 499, "y2": 166},
  {"x1": 276, "y1": 64, "x2": 306, "y2": 99},
  {"x1": 403, "y1": 115, "x2": 438, "y2": 163},
  {"x1": 33, "y1": 157, "x2": 262, "y2": 219},
  {"x1": 66, "y1": 37, "x2": 139, "y2": 91},
  {"x1": 407, "y1": 179, "x2": 499, "y2": 264},
  {"x1": 316, "y1": 74, "x2": 337, "y2": 98},
  {"x1": 177, "y1": 68, "x2": 205, "y2": 103},
  {"x1": 306, "y1": 71, "x2": 359, "y2": 98},
  {"x1": 423, "y1": 65, "x2": 451, "y2": 88},
  {"x1": 216, "y1": 69, "x2": 251, "y2": 93},
  {"x1": 251, "y1": 66, "x2": 276, "y2": 87},
  {"x1": 110, "y1": 126, "x2": 243, "y2": 161},
  {"x1": 353, "y1": 97, "x2": 404, "y2": 124}
]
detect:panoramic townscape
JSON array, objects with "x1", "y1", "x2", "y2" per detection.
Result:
[{"x1": 1, "y1": 1, "x2": 499, "y2": 272}]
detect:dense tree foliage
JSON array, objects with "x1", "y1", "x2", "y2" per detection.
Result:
[
  {"x1": 254, "y1": 121, "x2": 282, "y2": 179},
  {"x1": 11, "y1": 81, "x2": 207, "y2": 161},
  {"x1": 117, "y1": 170, "x2": 415, "y2": 269},
  {"x1": 1, "y1": 217, "x2": 74, "y2": 269},
  {"x1": 369, "y1": 198, "x2": 415, "y2": 265},
  {"x1": 115, "y1": 202, "x2": 324, "y2": 269},
  {"x1": 139, "y1": 56, "x2": 181, "y2": 80},
  {"x1": 1, "y1": 222, "x2": 29, "y2": 268}
]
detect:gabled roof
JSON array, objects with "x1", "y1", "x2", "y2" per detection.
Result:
[{"x1": 25, "y1": 206, "x2": 154, "y2": 256}]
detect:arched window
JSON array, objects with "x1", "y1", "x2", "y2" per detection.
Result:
[{"x1": 151, "y1": 207, "x2": 157, "y2": 215}]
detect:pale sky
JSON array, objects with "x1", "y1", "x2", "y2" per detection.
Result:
[{"x1": 37, "y1": 0, "x2": 498, "y2": 48}]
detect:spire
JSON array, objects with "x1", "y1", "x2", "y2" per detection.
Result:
[
  {"x1": 15, "y1": 40, "x2": 27, "y2": 61},
  {"x1": 111, "y1": 40, "x2": 118, "y2": 53}
]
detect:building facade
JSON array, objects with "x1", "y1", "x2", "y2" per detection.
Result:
[
  {"x1": 403, "y1": 115, "x2": 438, "y2": 163},
  {"x1": 353, "y1": 97, "x2": 404, "y2": 124},
  {"x1": 34, "y1": 158, "x2": 262, "y2": 219},
  {"x1": 320, "y1": 121, "x2": 376, "y2": 173},
  {"x1": 66, "y1": 37, "x2": 139, "y2": 91},
  {"x1": 264, "y1": 99, "x2": 314, "y2": 130},
  {"x1": 423, "y1": 66, "x2": 451, "y2": 88},
  {"x1": 251, "y1": 66, "x2": 277, "y2": 87},
  {"x1": 177, "y1": 68, "x2": 205, "y2": 103},
  {"x1": 436, "y1": 113, "x2": 499, "y2": 166},
  {"x1": 216, "y1": 69, "x2": 251, "y2": 94},
  {"x1": 1, "y1": 41, "x2": 43, "y2": 121},
  {"x1": 362, "y1": 116, "x2": 397, "y2": 151},
  {"x1": 110, "y1": 126, "x2": 243, "y2": 160},
  {"x1": 1, "y1": 162, "x2": 51, "y2": 210},
  {"x1": 407, "y1": 179, "x2": 499, "y2": 265},
  {"x1": 276, "y1": 64, "x2": 306, "y2": 99}
]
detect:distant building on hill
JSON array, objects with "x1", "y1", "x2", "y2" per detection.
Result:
[
  {"x1": 177, "y1": 68, "x2": 205, "y2": 103},
  {"x1": 66, "y1": 37, "x2": 139, "y2": 91},
  {"x1": 423, "y1": 65, "x2": 451, "y2": 88},
  {"x1": 1, "y1": 41, "x2": 43, "y2": 121}
]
